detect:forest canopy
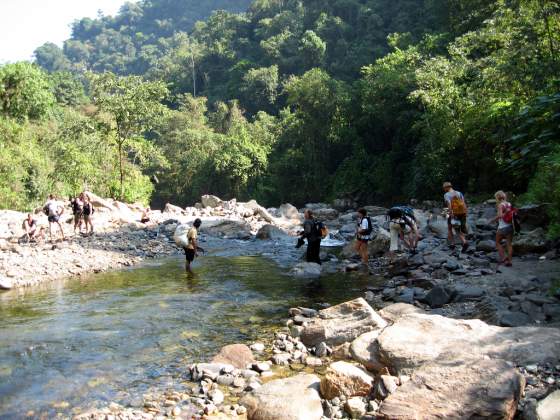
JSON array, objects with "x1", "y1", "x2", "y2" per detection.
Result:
[{"x1": 1, "y1": 0, "x2": 559, "y2": 235}]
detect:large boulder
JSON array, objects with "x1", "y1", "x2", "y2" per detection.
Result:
[
  {"x1": 256, "y1": 224, "x2": 288, "y2": 240},
  {"x1": 514, "y1": 228, "x2": 549, "y2": 254},
  {"x1": 202, "y1": 219, "x2": 252, "y2": 239},
  {"x1": 313, "y1": 208, "x2": 339, "y2": 221},
  {"x1": 377, "y1": 359, "x2": 524, "y2": 420},
  {"x1": 536, "y1": 389, "x2": 560, "y2": 420},
  {"x1": 240, "y1": 374, "x2": 323, "y2": 420},
  {"x1": 378, "y1": 303, "x2": 426, "y2": 324},
  {"x1": 211, "y1": 344, "x2": 255, "y2": 369},
  {"x1": 368, "y1": 228, "x2": 390, "y2": 255},
  {"x1": 201, "y1": 195, "x2": 223, "y2": 208},
  {"x1": 320, "y1": 361, "x2": 374, "y2": 399},
  {"x1": 290, "y1": 262, "x2": 322, "y2": 278},
  {"x1": 278, "y1": 203, "x2": 300, "y2": 220},
  {"x1": 377, "y1": 313, "x2": 560, "y2": 374},
  {"x1": 332, "y1": 198, "x2": 356, "y2": 212},
  {"x1": 350, "y1": 331, "x2": 384, "y2": 372},
  {"x1": 300, "y1": 298, "x2": 387, "y2": 347},
  {"x1": 518, "y1": 204, "x2": 550, "y2": 229}
]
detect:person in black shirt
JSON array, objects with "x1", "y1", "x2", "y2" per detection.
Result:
[{"x1": 301, "y1": 209, "x2": 322, "y2": 264}]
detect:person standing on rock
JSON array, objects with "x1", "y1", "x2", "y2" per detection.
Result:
[
  {"x1": 184, "y1": 218, "x2": 202, "y2": 273},
  {"x1": 301, "y1": 209, "x2": 322, "y2": 264},
  {"x1": 44, "y1": 194, "x2": 65, "y2": 242},
  {"x1": 82, "y1": 193, "x2": 95, "y2": 235},
  {"x1": 491, "y1": 191, "x2": 514, "y2": 267},
  {"x1": 70, "y1": 193, "x2": 84, "y2": 234},
  {"x1": 443, "y1": 182, "x2": 469, "y2": 253},
  {"x1": 355, "y1": 208, "x2": 372, "y2": 265}
]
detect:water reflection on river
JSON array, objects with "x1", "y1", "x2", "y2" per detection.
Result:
[{"x1": 0, "y1": 255, "x2": 378, "y2": 419}]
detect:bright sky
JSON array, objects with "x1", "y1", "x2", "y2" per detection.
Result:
[{"x1": 0, "y1": 0, "x2": 133, "y2": 63}]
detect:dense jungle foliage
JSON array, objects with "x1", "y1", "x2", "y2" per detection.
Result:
[{"x1": 1, "y1": 0, "x2": 559, "y2": 235}]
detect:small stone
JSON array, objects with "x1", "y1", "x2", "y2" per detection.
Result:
[
  {"x1": 252, "y1": 362, "x2": 271, "y2": 372},
  {"x1": 250, "y1": 343, "x2": 265, "y2": 352},
  {"x1": 208, "y1": 389, "x2": 224, "y2": 405},
  {"x1": 526, "y1": 364, "x2": 539, "y2": 373},
  {"x1": 233, "y1": 377, "x2": 246, "y2": 388},
  {"x1": 236, "y1": 405, "x2": 247, "y2": 415},
  {"x1": 172, "y1": 406, "x2": 181, "y2": 416},
  {"x1": 345, "y1": 397, "x2": 367, "y2": 419},
  {"x1": 315, "y1": 342, "x2": 330, "y2": 358},
  {"x1": 305, "y1": 356, "x2": 323, "y2": 367}
]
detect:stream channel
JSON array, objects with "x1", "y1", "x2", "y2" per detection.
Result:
[{"x1": 0, "y1": 239, "x2": 376, "y2": 419}]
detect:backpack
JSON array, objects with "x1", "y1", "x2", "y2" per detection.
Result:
[
  {"x1": 43, "y1": 205, "x2": 49, "y2": 216},
  {"x1": 363, "y1": 216, "x2": 373, "y2": 236},
  {"x1": 450, "y1": 194, "x2": 467, "y2": 216},
  {"x1": 388, "y1": 206, "x2": 416, "y2": 222},
  {"x1": 313, "y1": 221, "x2": 328, "y2": 239},
  {"x1": 502, "y1": 203, "x2": 521, "y2": 233}
]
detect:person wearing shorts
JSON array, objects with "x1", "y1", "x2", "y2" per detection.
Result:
[
  {"x1": 443, "y1": 182, "x2": 469, "y2": 252},
  {"x1": 183, "y1": 218, "x2": 202, "y2": 273},
  {"x1": 355, "y1": 208, "x2": 371, "y2": 265},
  {"x1": 44, "y1": 194, "x2": 65, "y2": 242},
  {"x1": 492, "y1": 190, "x2": 514, "y2": 266}
]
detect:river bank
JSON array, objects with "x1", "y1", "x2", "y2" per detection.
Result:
[{"x1": 71, "y1": 297, "x2": 560, "y2": 420}]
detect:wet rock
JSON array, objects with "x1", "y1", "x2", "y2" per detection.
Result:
[
  {"x1": 212, "y1": 344, "x2": 255, "y2": 369},
  {"x1": 290, "y1": 262, "x2": 322, "y2": 278},
  {"x1": 202, "y1": 219, "x2": 252, "y2": 240},
  {"x1": 240, "y1": 374, "x2": 323, "y2": 420},
  {"x1": 192, "y1": 363, "x2": 234, "y2": 381},
  {"x1": 332, "y1": 198, "x2": 356, "y2": 212},
  {"x1": 320, "y1": 361, "x2": 374, "y2": 399},
  {"x1": 300, "y1": 298, "x2": 387, "y2": 347},
  {"x1": 536, "y1": 389, "x2": 560, "y2": 420},
  {"x1": 377, "y1": 359, "x2": 525, "y2": 420},
  {"x1": 424, "y1": 285, "x2": 450, "y2": 308},
  {"x1": 376, "y1": 313, "x2": 560, "y2": 374},
  {"x1": 314, "y1": 208, "x2": 339, "y2": 221}
]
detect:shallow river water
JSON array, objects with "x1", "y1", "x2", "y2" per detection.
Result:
[{"x1": 0, "y1": 250, "x2": 375, "y2": 419}]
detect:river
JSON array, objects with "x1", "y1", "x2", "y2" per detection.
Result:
[{"x1": 0, "y1": 249, "x2": 374, "y2": 419}]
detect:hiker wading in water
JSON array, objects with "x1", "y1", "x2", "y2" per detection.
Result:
[{"x1": 183, "y1": 218, "x2": 203, "y2": 273}]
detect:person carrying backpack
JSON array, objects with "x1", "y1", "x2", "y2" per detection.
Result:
[
  {"x1": 443, "y1": 182, "x2": 469, "y2": 252},
  {"x1": 388, "y1": 206, "x2": 419, "y2": 254},
  {"x1": 491, "y1": 190, "x2": 516, "y2": 267},
  {"x1": 355, "y1": 208, "x2": 372, "y2": 265},
  {"x1": 300, "y1": 209, "x2": 323, "y2": 264}
]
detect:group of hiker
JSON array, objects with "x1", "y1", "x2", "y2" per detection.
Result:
[
  {"x1": 21, "y1": 192, "x2": 95, "y2": 243},
  {"x1": 298, "y1": 181, "x2": 519, "y2": 268}
]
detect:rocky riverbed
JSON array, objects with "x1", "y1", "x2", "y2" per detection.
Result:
[
  {"x1": 2, "y1": 193, "x2": 560, "y2": 419},
  {"x1": 72, "y1": 298, "x2": 560, "y2": 420}
]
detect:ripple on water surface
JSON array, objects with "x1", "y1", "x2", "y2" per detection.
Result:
[{"x1": 0, "y1": 255, "x2": 377, "y2": 418}]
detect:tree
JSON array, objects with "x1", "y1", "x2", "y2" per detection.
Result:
[
  {"x1": 0, "y1": 62, "x2": 55, "y2": 121},
  {"x1": 34, "y1": 42, "x2": 71, "y2": 73},
  {"x1": 88, "y1": 72, "x2": 168, "y2": 199}
]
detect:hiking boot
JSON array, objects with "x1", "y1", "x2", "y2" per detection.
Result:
[{"x1": 461, "y1": 243, "x2": 469, "y2": 253}]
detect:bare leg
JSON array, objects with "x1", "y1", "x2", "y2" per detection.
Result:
[
  {"x1": 56, "y1": 222, "x2": 65, "y2": 241},
  {"x1": 496, "y1": 232, "x2": 506, "y2": 262},
  {"x1": 447, "y1": 224, "x2": 455, "y2": 248},
  {"x1": 506, "y1": 234, "x2": 513, "y2": 265}
]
